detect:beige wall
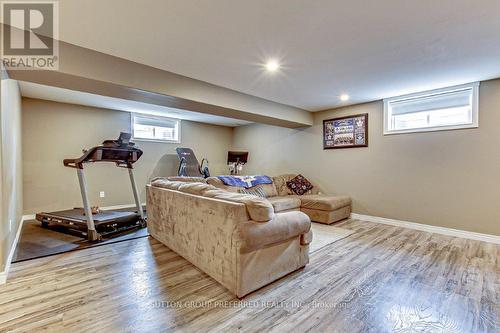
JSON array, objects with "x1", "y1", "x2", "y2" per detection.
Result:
[
  {"x1": 233, "y1": 78, "x2": 500, "y2": 236},
  {"x1": 22, "y1": 98, "x2": 233, "y2": 215},
  {"x1": 0, "y1": 79, "x2": 23, "y2": 274},
  {"x1": 19, "y1": 79, "x2": 500, "y2": 236}
]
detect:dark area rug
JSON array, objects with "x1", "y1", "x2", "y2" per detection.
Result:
[{"x1": 13, "y1": 218, "x2": 149, "y2": 262}]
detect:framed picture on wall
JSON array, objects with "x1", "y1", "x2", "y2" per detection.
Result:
[{"x1": 323, "y1": 113, "x2": 368, "y2": 149}]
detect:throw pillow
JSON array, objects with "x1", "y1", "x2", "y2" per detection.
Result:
[
  {"x1": 286, "y1": 174, "x2": 313, "y2": 195},
  {"x1": 239, "y1": 186, "x2": 267, "y2": 198}
]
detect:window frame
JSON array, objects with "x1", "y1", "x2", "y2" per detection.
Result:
[
  {"x1": 383, "y1": 82, "x2": 479, "y2": 135},
  {"x1": 131, "y1": 113, "x2": 181, "y2": 143}
]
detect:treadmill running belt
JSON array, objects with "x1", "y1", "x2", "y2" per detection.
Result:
[{"x1": 44, "y1": 209, "x2": 138, "y2": 222}]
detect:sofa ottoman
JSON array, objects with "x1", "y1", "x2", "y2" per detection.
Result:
[
  {"x1": 299, "y1": 194, "x2": 352, "y2": 224},
  {"x1": 270, "y1": 175, "x2": 352, "y2": 224}
]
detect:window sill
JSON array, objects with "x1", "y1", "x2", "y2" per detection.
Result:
[
  {"x1": 383, "y1": 123, "x2": 478, "y2": 135},
  {"x1": 132, "y1": 137, "x2": 180, "y2": 144}
]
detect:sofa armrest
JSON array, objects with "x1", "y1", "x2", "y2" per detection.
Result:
[{"x1": 235, "y1": 211, "x2": 311, "y2": 253}]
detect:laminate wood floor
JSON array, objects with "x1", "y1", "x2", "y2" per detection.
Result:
[{"x1": 0, "y1": 219, "x2": 498, "y2": 333}]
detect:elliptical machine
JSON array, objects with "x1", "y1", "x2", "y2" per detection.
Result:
[{"x1": 176, "y1": 148, "x2": 210, "y2": 178}]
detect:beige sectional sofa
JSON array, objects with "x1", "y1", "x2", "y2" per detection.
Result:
[
  {"x1": 205, "y1": 174, "x2": 352, "y2": 224},
  {"x1": 146, "y1": 174, "x2": 351, "y2": 298}
]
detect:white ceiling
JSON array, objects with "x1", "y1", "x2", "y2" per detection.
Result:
[
  {"x1": 18, "y1": 81, "x2": 253, "y2": 127},
  {"x1": 44, "y1": 1, "x2": 500, "y2": 110}
]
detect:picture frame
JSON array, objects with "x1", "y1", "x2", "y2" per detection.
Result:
[{"x1": 323, "y1": 113, "x2": 368, "y2": 149}]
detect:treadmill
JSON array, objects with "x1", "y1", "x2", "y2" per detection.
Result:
[{"x1": 36, "y1": 133, "x2": 146, "y2": 241}]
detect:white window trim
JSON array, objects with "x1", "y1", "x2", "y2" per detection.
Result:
[
  {"x1": 130, "y1": 113, "x2": 181, "y2": 144},
  {"x1": 383, "y1": 82, "x2": 479, "y2": 135}
]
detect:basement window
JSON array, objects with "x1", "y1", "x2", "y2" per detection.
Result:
[
  {"x1": 383, "y1": 82, "x2": 479, "y2": 135},
  {"x1": 131, "y1": 113, "x2": 180, "y2": 143}
]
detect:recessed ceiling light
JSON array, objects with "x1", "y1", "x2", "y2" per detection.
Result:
[
  {"x1": 340, "y1": 94, "x2": 350, "y2": 101},
  {"x1": 265, "y1": 59, "x2": 280, "y2": 72}
]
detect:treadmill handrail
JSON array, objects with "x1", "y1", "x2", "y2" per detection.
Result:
[{"x1": 63, "y1": 146, "x2": 143, "y2": 169}]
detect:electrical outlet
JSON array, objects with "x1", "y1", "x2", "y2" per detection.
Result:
[{"x1": 99, "y1": 191, "x2": 105, "y2": 198}]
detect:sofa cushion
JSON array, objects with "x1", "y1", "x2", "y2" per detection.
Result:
[
  {"x1": 239, "y1": 186, "x2": 267, "y2": 198},
  {"x1": 237, "y1": 211, "x2": 311, "y2": 252},
  {"x1": 253, "y1": 184, "x2": 278, "y2": 197},
  {"x1": 178, "y1": 182, "x2": 217, "y2": 195},
  {"x1": 286, "y1": 174, "x2": 314, "y2": 196},
  {"x1": 206, "y1": 177, "x2": 239, "y2": 192},
  {"x1": 273, "y1": 174, "x2": 320, "y2": 196},
  {"x1": 267, "y1": 196, "x2": 301, "y2": 212},
  {"x1": 150, "y1": 179, "x2": 185, "y2": 191},
  {"x1": 151, "y1": 178, "x2": 215, "y2": 195},
  {"x1": 207, "y1": 177, "x2": 278, "y2": 197},
  {"x1": 299, "y1": 195, "x2": 352, "y2": 211},
  {"x1": 203, "y1": 190, "x2": 274, "y2": 222},
  {"x1": 203, "y1": 189, "x2": 229, "y2": 197},
  {"x1": 272, "y1": 174, "x2": 297, "y2": 196},
  {"x1": 167, "y1": 176, "x2": 207, "y2": 183}
]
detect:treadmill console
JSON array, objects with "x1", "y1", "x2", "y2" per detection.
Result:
[
  {"x1": 64, "y1": 132, "x2": 143, "y2": 169},
  {"x1": 102, "y1": 132, "x2": 135, "y2": 148}
]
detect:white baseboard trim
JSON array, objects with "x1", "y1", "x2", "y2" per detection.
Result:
[
  {"x1": 22, "y1": 213, "x2": 35, "y2": 221},
  {"x1": 0, "y1": 215, "x2": 27, "y2": 284},
  {"x1": 350, "y1": 213, "x2": 500, "y2": 244}
]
